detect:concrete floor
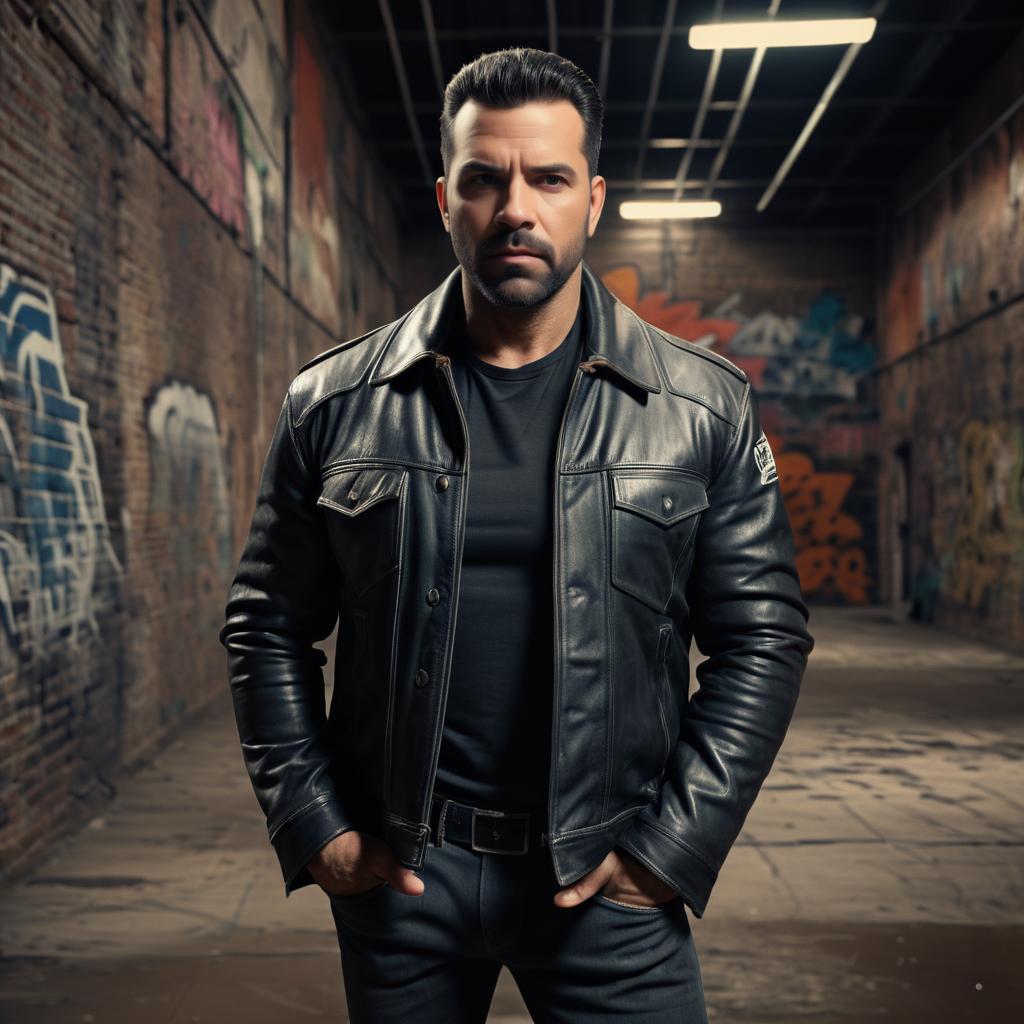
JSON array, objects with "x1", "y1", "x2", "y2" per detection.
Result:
[{"x1": 1, "y1": 606, "x2": 1023, "y2": 1023}]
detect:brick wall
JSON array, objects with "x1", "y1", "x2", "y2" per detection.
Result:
[
  {"x1": 876, "y1": 32, "x2": 1024, "y2": 650},
  {"x1": 0, "y1": 0, "x2": 401, "y2": 880}
]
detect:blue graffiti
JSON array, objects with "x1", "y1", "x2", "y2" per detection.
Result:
[{"x1": 0, "y1": 264, "x2": 123, "y2": 659}]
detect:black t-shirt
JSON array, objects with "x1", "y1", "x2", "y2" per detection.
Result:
[{"x1": 433, "y1": 302, "x2": 585, "y2": 814}]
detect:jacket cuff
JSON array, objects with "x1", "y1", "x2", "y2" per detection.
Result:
[
  {"x1": 615, "y1": 812, "x2": 719, "y2": 919},
  {"x1": 270, "y1": 794, "x2": 356, "y2": 897}
]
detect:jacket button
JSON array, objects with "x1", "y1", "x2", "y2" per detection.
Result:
[
  {"x1": 426, "y1": 587, "x2": 440, "y2": 606},
  {"x1": 435, "y1": 475, "x2": 449, "y2": 491},
  {"x1": 415, "y1": 668, "x2": 429, "y2": 688}
]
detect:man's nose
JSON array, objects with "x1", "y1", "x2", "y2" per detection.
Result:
[{"x1": 495, "y1": 176, "x2": 534, "y2": 228}]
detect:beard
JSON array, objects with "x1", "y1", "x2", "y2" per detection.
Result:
[{"x1": 451, "y1": 218, "x2": 588, "y2": 309}]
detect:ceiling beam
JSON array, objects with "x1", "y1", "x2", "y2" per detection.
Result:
[
  {"x1": 631, "y1": 0, "x2": 677, "y2": 190},
  {"x1": 758, "y1": 0, "x2": 890, "y2": 211},
  {"x1": 378, "y1": 0, "x2": 435, "y2": 187},
  {"x1": 801, "y1": 0, "x2": 978, "y2": 219},
  {"x1": 703, "y1": 0, "x2": 779, "y2": 198},
  {"x1": 419, "y1": 0, "x2": 445, "y2": 98},
  {"x1": 597, "y1": 0, "x2": 614, "y2": 100},
  {"x1": 671, "y1": 0, "x2": 722, "y2": 199}
]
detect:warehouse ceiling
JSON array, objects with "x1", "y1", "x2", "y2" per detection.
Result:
[{"x1": 314, "y1": 0, "x2": 1023, "y2": 231}]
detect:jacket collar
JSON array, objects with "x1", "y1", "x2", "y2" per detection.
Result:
[{"x1": 368, "y1": 260, "x2": 661, "y2": 394}]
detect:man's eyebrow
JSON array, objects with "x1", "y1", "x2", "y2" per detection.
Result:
[{"x1": 459, "y1": 160, "x2": 578, "y2": 180}]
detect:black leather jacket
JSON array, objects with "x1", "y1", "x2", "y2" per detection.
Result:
[{"x1": 219, "y1": 261, "x2": 813, "y2": 918}]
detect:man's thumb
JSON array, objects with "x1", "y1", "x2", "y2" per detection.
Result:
[{"x1": 386, "y1": 859, "x2": 425, "y2": 895}]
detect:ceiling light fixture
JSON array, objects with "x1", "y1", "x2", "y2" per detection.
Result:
[
  {"x1": 689, "y1": 18, "x2": 876, "y2": 49},
  {"x1": 619, "y1": 200, "x2": 722, "y2": 220}
]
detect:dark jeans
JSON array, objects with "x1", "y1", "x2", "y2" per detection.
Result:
[{"x1": 328, "y1": 832, "x2": 708, "y2": 1022}]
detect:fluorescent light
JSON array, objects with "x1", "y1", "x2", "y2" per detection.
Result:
[
  {"x1": 689, "y1": 18, "x2": 876, "y2": 49},
  {"x1": 619, "y1": 200, "x2": 722, "y2": 220}
]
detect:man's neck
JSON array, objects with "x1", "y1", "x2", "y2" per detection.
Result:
[{"x1": 459, "y1": 264, "x2": 582, "y2": 369}]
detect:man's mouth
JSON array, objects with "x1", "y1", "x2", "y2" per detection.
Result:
[{"x1": 487, "y1": 248, "x2": 543, "y2": 261}]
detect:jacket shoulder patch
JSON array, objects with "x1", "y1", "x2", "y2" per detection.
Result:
[{"x1": 753, "y1": 431, "x2": 778, "y2": 484}]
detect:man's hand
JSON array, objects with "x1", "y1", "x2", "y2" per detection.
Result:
[
  {"x1": 553, "y1": 847, "x2": 678, "y2": 908},
  {"x1": 307, "y1": 830, "x2": 425, "y2": 898}
]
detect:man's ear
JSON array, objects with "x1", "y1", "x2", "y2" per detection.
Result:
[
  {"x1": 587, "y1": 174, "x2": 607, "y2": 237},
  {"x1": 436, "y1": 176, "x2": 450, "y2": 232}
]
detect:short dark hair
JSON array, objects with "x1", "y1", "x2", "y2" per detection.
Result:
[{"x1": 439, "y1": 48, "x2": 604, "y2": 179}]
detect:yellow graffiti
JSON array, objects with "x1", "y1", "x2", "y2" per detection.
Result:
[
  {"x1": 777, "y1": 450, "x2": 870, "y2": 604},
  {"x1": 948, "y1": 420, "x2": 1024, "y2": 609}
]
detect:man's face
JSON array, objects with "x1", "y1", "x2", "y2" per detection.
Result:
[{"x1": 436, "y1": 99, "x2": 606, "y2": 308}]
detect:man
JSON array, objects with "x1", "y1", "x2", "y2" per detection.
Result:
[{"x1": 220, "y1": 47, "x2": 813, "y2": 1023}]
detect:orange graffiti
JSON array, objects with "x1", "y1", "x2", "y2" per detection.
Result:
[
  {"x1": 601, "y1": 265, "x2": 770, "y2": 384},
  {"x1": 602, "y1": 266, "x2": 741, "y2": 346},
  {"x1": 775, "y1": 448, "x2": 870, "y2": 603}
]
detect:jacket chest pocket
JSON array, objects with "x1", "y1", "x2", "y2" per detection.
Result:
[
  {"x1": 608, "y1": 470, "x2": 709, "y2": 613},
  {"x1": 317, "y1": 467, "x2": 408, "y2": 596}
]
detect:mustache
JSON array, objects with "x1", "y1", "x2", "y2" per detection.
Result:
[{"x1": 481, "y1": 235, "x2": 550, "y2": 259}]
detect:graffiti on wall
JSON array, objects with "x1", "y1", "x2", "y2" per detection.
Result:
[
  {"x1": 602, "y1": 264, "x2": 873, "y2": 602},
  {"x1": 171, "y1": 14, "x2": 247, "y2": 236},
  {"x1": 145, "y1": 380, "x2": 233, "y2": 604},
  {"x1": 289, "y1": 7, "x2": 343, "y2": 332},
  {"x1": 883, "y1": 112, "x2": 1024, "y2": 359},
  {"x1": 170, "y1": 1, "x2": 285, "y2": 270},
  {"x1": 0, "y1": 264, "x2": 124, "y2": 664},
  {"x1": 947, "y1": 419, "x2": 1024, "y2": 610},
  {"x1": 602, "y1": 265, "x2": 874, "y2": 399},
  {"x1": 775, "y1": 447, "x2": 871, "y2": 604}
]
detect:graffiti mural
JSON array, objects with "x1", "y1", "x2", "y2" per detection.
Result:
[
  {"x1": 947, "y1": 419, "x2": 1024, "y2": 610},
  {"x1": 0, "y1": 264, "x2": 124, "y2": 665},
  {"x1": 170, "y1": 1, "x2": 286, "y2": 271},
  {"x1": 171, "y1": 11, "x2": 247, "y2": 236},
  {"x1": 601, "y1": 264, "x2": 874, "y2": 603},
  {"x1": 775, "y1": 447, "x2": 870, "y2": 604},
  {"x1": 145, "y1": 380, "x2": 233, "y2": 603},
  {"x1": 602, "y1": 265, "x2": 874, "y2": 400}
]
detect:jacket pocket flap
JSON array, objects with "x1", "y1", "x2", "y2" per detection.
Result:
[
  {"x1": 317, "y1": 467, "x2": 407, "y2": 517},
  {"x1": 610, "y1": 471, "x2": 709, "y2": 527}
]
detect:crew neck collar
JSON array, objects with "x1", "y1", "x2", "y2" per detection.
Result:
[{"x1": 456, "y1": 303, "x2": 583, "y2": 380}]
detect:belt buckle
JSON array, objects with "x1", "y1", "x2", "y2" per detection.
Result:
[{"x1": 471, "y1": 808, "x2": 529, "y2": 854}]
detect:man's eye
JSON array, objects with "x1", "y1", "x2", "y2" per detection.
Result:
[
  {"x1": 471, "y1": 174, "x2": 496, "y2": 185},
  {"x1": 543, "y1": 175, "x2": 566, "y2": 186}
]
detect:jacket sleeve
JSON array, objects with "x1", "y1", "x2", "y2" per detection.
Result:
[
  {"x1": 219, "y1": 386, "x2": 355, "y2": 896},
  {"x1": 615, "y1": 379, "x2": 814, "y2": 918}
]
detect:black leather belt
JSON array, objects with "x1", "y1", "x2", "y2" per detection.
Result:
[{"x1": 429, "y1": 794, "x2": 541, "y2": 854}]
